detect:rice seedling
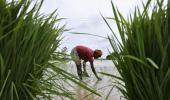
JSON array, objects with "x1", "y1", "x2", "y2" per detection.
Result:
[
  {"x1": 102, "y1": 0, "x2": 170, "y2": 99},
  {"x1": 0, "y1": 0, "x2": 100, "y2": 100}
]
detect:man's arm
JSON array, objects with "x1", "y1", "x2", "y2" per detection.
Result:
[{"x1": 90, "y1": 61, "x2": 101, "y2": 80}]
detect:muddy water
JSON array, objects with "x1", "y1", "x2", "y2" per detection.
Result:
[{"x1": 54, "y1": 60, "x2": 125, "y2": 100}]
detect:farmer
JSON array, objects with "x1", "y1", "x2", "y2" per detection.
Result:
[{"x1": 71, "y1": 45, "x2": 102, "y2": 80}]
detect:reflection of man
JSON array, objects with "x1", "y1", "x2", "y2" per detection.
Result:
[{"x1": 71, "y1": 45, "x2": 102, "y2": 80}]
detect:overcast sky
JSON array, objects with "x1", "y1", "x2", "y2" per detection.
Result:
[{"x1": 40, "y1": 0, "x2": 148, "y2": 58}]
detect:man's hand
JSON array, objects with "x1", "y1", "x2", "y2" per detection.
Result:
[
  {"x1": 90, "y1": 61, "x2": 102, "y2": 80},
  {"x1": 97, "y1": 77, "x2": 102, "y2": 80}
]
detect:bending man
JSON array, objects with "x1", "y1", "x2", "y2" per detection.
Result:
[{"x1": 71, "y1": 45, "x2": 102, "y2": 80}]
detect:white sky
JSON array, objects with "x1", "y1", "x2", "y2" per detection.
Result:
[{"x1": 40, "y1": 0, "x2": 149, "y2": 58}]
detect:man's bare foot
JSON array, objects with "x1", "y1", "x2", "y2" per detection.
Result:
[{"x1": 82, "y1": 72, "x2": 89, "y2": 77}]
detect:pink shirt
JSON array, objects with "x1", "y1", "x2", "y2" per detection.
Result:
[{"x1": 75, "y1": 45, "x2": 94, "y2": 62}]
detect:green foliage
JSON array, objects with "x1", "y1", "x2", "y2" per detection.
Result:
[
  {"x1": 0, "y1": 0, "x2": 63, "y2": 99},
  {"x1": 0, "y1": 0, "x2": 100, "y2": 100},
  {"x1": 105, "y1": 0, "x2": 170, "y2": 99}
]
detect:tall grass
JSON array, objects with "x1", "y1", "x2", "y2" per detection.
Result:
[
  {"x1": 103, "y1": 0, "x2": 170, "y2": 99},
  {"x1": 0, "y1": 0, "x2": 100, "y2": 100}
]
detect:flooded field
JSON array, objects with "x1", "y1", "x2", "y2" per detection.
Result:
[{"x1": 54, "y1": 60, "x2": 125, "y2": 100}]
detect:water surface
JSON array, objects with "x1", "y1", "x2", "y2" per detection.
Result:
[{"x1": 54, "y1": 60, "x2": 125, "y2": 100}]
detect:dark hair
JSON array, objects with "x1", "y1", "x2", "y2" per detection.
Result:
[{"x1": 94, "y1": 49, "x2": 102, "y2": 58}]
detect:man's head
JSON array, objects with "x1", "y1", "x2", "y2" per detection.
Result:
[{"x1": 93, "y1": 49, "x2": 102, "y2": 59}]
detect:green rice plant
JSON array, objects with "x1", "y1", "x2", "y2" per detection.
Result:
[
  {"x1": 102, "y1": 0, "x2": 170, "y2": 99},
  {"x1": 0, "y1": 0, "x2": 100, "y2": 100}
]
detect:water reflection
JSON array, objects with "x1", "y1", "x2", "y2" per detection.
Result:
[
  {"x1": 54, "y1": 60, "x2": 124, "y2": 100},
  {"x1": 75, "y1": 80, "x2": 101, "y2": 100}
]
